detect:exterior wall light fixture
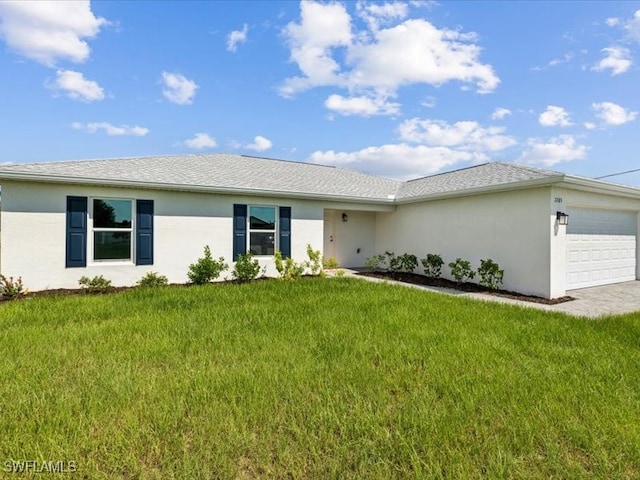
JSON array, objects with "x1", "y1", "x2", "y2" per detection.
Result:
[
  {"x1": 342, "y1": 213, "x2": 348, "y2": 222},
  {"x1": 556, "y1": 211, "x2": 569, "y2": 226}
]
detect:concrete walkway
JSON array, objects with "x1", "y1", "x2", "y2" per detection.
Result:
[{"x1": 332, "y1": 270, "x2": 640, "y2": 318}]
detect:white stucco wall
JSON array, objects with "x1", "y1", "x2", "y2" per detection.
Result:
[
  {"x1": 323, "y1": 209, "x2": 377, "y2": 268},
  {"x1": 376, "y1": 187, "x2": 554, "y2": 298},
  {"x1": 0, "y1": 181, "x2": 334, "y2": 291}
]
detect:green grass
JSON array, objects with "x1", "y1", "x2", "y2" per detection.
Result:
[{"x1": 1, "y1": 277, "x2": 640, "y2": 478}]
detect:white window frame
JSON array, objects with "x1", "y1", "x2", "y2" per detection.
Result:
[
  {"x1": 248, "y1": 205, "x2": 277, "y2": 256},
  {"x1": 89, "y1": 197, "x2": 135, "y2": 264}
]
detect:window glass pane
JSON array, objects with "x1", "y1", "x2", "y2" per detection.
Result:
[
  {"x1": 94, "y1": 199, "x2": 132, "y2": 228},
  {"x1": 249, "y1": 232, "x2": 275, "y2": 256},
  {"x1": 249, "y1": 206, "x2": 275, "y2": 230},
  {"x1": 94, "y1": 232, "x2": 132, "y2": 260}
]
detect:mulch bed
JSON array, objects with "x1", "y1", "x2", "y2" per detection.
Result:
[{"x1": 358, "y1": 271, "x2": 574, "y2": 305}]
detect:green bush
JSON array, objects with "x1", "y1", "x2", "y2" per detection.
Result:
[
  {"x1": 478, "y1": 258, "x2": 504, "y2": 290},
  {"x1": 365, "y1": 254, "x2": 386, "y2": 272},
  {"x1": 421, "y1": 254, "x2": 444, "y2": 278},
  {"x1": 448, "y1": 258, "x2": 475, "y2": 283},
  {"x1": 187, "y1": 246, "x2": 228, "y2": 285},
  {"x1": 232, "y1": 253, "x2": 263, "y2": 282},
  {"x1": 305, "y1": 244, "x2": 324, "y2": 277},
  {"x1": 0, "y1": 274, "x2": 27, "y2": 300},
  {"x1": 323, "y1": 256, "x2": 340, "y2": 269},
  {"x1": 78, "y1": 275, "x2": 113, "y2": 294},
  {"x1": 386, "y1": 251, "x2": 403, "y2": 272},
  {"x1": 275, "y1": 251, "x2": 305, "y2": 280},
  {"x1": 398, "y1": 253, "x2": 418, "y2": 273},
  {"x1": 137, "y1": 272, "x2": 168, "y2": 288}
]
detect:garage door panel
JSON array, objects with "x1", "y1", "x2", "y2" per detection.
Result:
[{"x1": 566, "y1": 208, "x2": 637, "y2": 290}]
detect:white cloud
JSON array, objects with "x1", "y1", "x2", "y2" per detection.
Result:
[
  {"x1": 184, "y1": 133, "x2": 216, "y2": 149},
  {"x1": 539, "y1": 105, "x2": 572, "y2": 127},
  {"x1": 72, "y1": 122, "x2": 148, "y2": 136},
  {"x1": 592, "y1": 46, "x2": 632, "y2": 75},
  {"x1": 309, "y1": 143, "x2": 486, "y2": 180},
  {"x1": 592, "y1": 101, "x2": 638, "y2": 126},
  {"x1": 51, "y1": 69, "x2": 104, "y2": 102},
  {"x1": 398, "y1": 118, "x2": 516, "y2": 152},
  {"x1": 280, "y1": 0, "x2": 499, "y2": 111},
  {"x1": 161, "y1": 71, "x2": 198, "y2": 105},
  {"x1": 606, "y1": 17, "x2": 620, "y2": 27},
  {"x1": 245, "y1": 135, "x2": 273, "y2": 152},
  {"x1": 584, "y1": 122, "x2": 596, "y2": 130},
  {"x1": 0, "y1": 0, "x2": 106, "y2": 66},
  {"x1": 324, "y1": 93, "x2": 400, "y2": 116},
  {"x1": 491, "y1": 107, "x2": 511, "y2": 120},
  {"x1": 227, "y1": 23, "x2": 248, "y2": 52},
  {"x1": 356, "y1": 1, "x2": 408, "y2": 32},
  {"x1": 517, "y1": 135, "x2": 587, "y2": 166},
  {"x1": 625, "y1": 10, "x2": 640, "y2": 42}
]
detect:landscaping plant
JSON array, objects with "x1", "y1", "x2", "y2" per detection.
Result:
[
  {"x1": 0, "y1": 274, "x2": 27, "y2": 300},
  {"x1": 305, "y1": 244, "x2": 324, "y2": 277},
  {"x1": 187, "y1": 246, "x2": 228, "y2": 285},
  {"x1": 136, "y1": 272, "x2": 169, "y2": 288},
  {"x1": 421, "y1": 253, "x2": 445, "y2": 278},
  {"x1": 478, "y1": 258, "x2": 504, "y2": 290},
  {"x1": 231, "y1": 253, "x2": 264, "y2": 282},
  {"x1": 78, "y1": 275, "x2": 114, "y2": 294},
  {"x1": 448, "y1": 258, "x2": 476, "y2": 283},
  {"x1": 398, "y1": 253, "x2": 418, "y2": 273},
  {"x1": 322, "y1": 256, "x2": 340, "y2": 269},
  {"x1": 274, "y1": 250, "x2": 305, "y2": 280}
]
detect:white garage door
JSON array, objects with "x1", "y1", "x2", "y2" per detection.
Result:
[{"x1": 566, "y1": 208, "x2": 637, "y2": 290}]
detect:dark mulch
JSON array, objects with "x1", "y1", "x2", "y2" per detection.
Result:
[{"x1": 358, "y1": 271, "x2": 574, "y2": 305}]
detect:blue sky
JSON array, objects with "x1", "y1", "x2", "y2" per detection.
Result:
[{"x1": 1, "y1": 1, "x2": 640, "y2": 185}]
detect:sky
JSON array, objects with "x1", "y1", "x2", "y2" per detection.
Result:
[{"x1": 1, "y1": 1, "x2": 640, "y2": 185}]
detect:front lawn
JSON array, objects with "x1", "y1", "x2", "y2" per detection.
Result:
[{"x1": 1, "y1": 277, "x2": 639, "y2": 478}]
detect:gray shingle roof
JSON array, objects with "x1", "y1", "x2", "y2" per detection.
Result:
[
  {"x1": 397, "y1": 162, "x2": 563, "y2": 201},
  {"x1": 0, "y1": 153, "x2": 401, "y2": 202}
]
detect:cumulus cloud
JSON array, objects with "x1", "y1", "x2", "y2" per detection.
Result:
[
  {"x1": 245, "y1": 135, "x2": 273, "y2": 152},
  {"x1": 72, "y1": 122, "x2": 148, "y2": 136},
  {"x1": 324, "y1": 93, "x2": 400, "y2": 116},
  {"x1": 161, "y1": 71, "x2": 198, "y2": 105},
  {"x1": 51, "y1": 69, "x2": 104, "y2": 102},
  {"x1": 309, "y1": 144, "x2": 486, "y2": 180},
  {"x1": 491, "y1": 107, "x2": 511, "y2": 120},
  {"x1": 0, "y1": 0, "x2": 106, "y2": 66},
  {"x1": 592, "y1": 101, "x2": 638, "y2": 126},
  {"x1": 517, "y1": 135, "x2": 587, "y2": 166},
  {"x1": 606, "y1": 17, "x2": 620, "y2": 27},
  {"x1": 625, "y1": 10, "x2": 640, "y2": 42},
  {"x1": 184, "y1": 133, "x2": 216, "y2": 149},
  {"x1": 227, "y1": 23, "x2": 248, "y2": 52},
  {"x1": 398, "y1": 118, "x2": 516, "y2": 151},
  {"x1": 539, "y1": 105, "x2": 572, "y2": 127},
  {"x1": 280, "y1": 1, "x2": 499, "y2": 115},
  {"x1": 592, "y1": 46, "x2": 632, "y2": 75}
]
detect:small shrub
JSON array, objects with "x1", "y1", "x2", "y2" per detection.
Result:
[
  {"x1": 0, "y1": 274, "x2": 28, "y2": 300},
  {"x1": 305, "y1": 244, "x2": 323, "y2": 276},
  {"x1": 232, "y1": 253, "x2": 264, "y2": 282},
  {"x1": 365, "y1": 254, "x2": 386, "y2": 272},
  {"x1": 137, "y1": 272, "x2": 168, "y2": 288},
  {"x1": 78, "y1": 275, "x2": 113, "y2": 294},
  {"x1": 478, "y1": 258, "x2": 504, "y2": 290},
  {"x1": 187, "y1": 246, "x2": 228, "y2": 285},
  {"x1": 448, "y1": 258, "x2": 475, "y2": 283},
  {"x1": 386, "y1": 251, "x2": 403, "y2": 272},
  {"x1": 335, "y1": 269, "x2": 346, "y2": 277},
  {"x1": 398, "y1": 253, "x2": 418, "y2": 273},
  {"x1": 421, "y1": 254, "x2": 444, "y2": 278},
  {"x1": 275, "y1": 251, "x2": 305, "y2": 280},
  {"x1": 323, "y1": 256, "x2": 340, "y2": 269}
]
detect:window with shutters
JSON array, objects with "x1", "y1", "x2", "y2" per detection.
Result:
[{"x1": 233, "y1": 204, "x2": 290, "y2": 260}]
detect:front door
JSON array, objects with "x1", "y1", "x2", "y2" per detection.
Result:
[{"x1": 323, "y1": 211, "x2": 336, "y2": 261}]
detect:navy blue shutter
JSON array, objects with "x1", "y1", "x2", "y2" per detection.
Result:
[
  {"x1": 66, "y1": 196, "x2": 87, "y2": 268},
  {"x1": 279, "y1": 206, "x2": 291, "y2": 259},
  {"x1": 233, "y1": 204, "x2": 247, "y2": 260},
  {"x1": 136, "y1": 200, "x2": 154, "y2": 265}
]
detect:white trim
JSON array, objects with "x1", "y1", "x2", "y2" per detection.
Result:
[{"x1": 89, "y1": 197, "x2": 135, "y2": 265}]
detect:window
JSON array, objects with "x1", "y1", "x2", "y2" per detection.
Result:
[
  {"x1": 248, "y1": 205, "x2": 276, "y2": 255},
  {"x1": 233, "y1": 204, "x2": 290, "y2": 260},
  {"x1": 66, "y1": 196, "x2": 154, "y2": 268},
  {"x1": 92, "y1": 198, "x2": 133, "y2": 261}
]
